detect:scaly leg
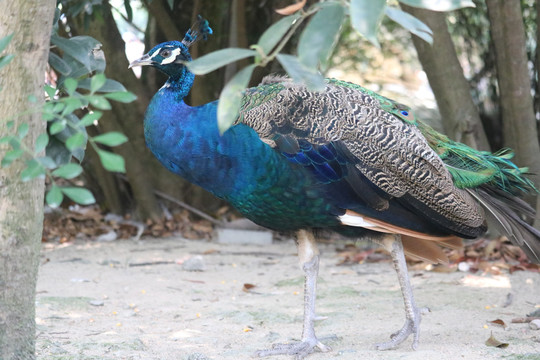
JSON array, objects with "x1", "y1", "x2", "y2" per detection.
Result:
[
  {"x1": 375, "y1": 234, "x2": 426, "y2": 350},
  {"x1": 255, "y1": 230, "x2": 331, "y2": 359}
]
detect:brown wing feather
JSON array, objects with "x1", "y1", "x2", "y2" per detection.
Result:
[{"x1": 239, "y1": 78, "x2": 485, "y2": 237}]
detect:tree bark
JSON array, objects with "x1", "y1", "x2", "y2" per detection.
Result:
[
  {"x1": 0, "y1": 1, "x2": 56, "y2": 359},
  {"x1": 486, "y1": 0, "x2": 540, "y2": 217},
  {"x1": 402, "y1": 5, "x2": 490, "y2": 151}
]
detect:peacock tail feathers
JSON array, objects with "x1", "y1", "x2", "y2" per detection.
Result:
[{"x1": 415, "y1": 119, "x2": 537, "y2": 195}]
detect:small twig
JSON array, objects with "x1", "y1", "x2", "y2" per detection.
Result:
[
  {"x1": 181, "y1": 278, "x2": 206, "y2": 284},
  {"x1": 511, "y1": 317, "x2": 540, "y2": 323},
  {"x1": 128, "y1": 260, "x2": 175, "y2": 267},
  {"x1": 154, "y1": 189, "x2": 224, "y2": 226}
]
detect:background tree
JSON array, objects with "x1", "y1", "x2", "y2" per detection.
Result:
[
  {"x1": 486, "y1": 0, "x2": 540, "y2": 220},
  {"x1": 401, "y1": 4, "x2": 490, "y2": 151},
  {"x1": 0, "y1": 1, "x2": 56, "y2": 358}
]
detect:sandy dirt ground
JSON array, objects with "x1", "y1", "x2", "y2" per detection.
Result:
[{"x1": 35, "y1": 235, "x2": 540, "y2": 360}]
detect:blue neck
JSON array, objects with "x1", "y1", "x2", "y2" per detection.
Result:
[
  {"x1": 163, "y1": 67, "x2": 195, "y2": 101},
  {"x1": 144, "y1": 70, "x2": 276, "y2": 198}
]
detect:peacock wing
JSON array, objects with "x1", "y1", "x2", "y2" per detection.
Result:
[{"x1": 238, "y1": 77, "x2": 486, "y2": 238}]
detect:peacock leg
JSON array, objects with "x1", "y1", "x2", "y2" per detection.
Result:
[
  {"x1": 374, "y1": 234, "x2": 426, "y2": 350},
  {"x1": 254, "y1": 230, "x2": 331, "y2": 359}
]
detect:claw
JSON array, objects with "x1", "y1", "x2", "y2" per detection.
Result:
[{"x1": 254, "y1": 339, "x2": 331, "y2": 359}]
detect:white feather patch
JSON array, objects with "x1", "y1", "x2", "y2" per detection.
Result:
[
  {"x1": 160, "y1": 48, "x2": 181, "y2": 65},
  {"x1": 339, "y1": 213, "x2": 377, "y2": 228}
]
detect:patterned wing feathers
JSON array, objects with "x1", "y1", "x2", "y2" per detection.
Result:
[{"x1": 239, "y1": 78, "x2": 485, "y2": 236}]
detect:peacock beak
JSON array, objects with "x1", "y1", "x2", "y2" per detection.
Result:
[{"x1": 128, "y1": 54, "x2": 153, "y2": 68}]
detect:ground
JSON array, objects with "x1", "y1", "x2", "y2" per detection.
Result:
[{"x1": 36, "y1": 235, "x2": 540, "y2": 360}]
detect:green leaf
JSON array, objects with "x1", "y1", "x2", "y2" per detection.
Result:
[
  {"x1": 1, "y1": 149, "x2": 24, "y2": 167},
  {"x1": 92, "y1": 132, "x2": 128, "y2": 147},
  {"x1": 50, "y1": 34, "x2": 102, "y2": 72},
  {"x1": 52, "y1": 163, "x2": 83, "y2": 179},
  {"x1": 350, "y1": 0, "x2": 386, "y2": 48},
  {"x1": 385, "y1": 7, "x2": 433, "y2": 44},
  {"x1": 49, "y1": 121, "x2": 66, "y2": 135},
  {"x1": 217, "y1": 64, "x2": 256, "y2": 134},
  {"x1": 63, "y1": 78, "x2": 78, "y2": 96},
  {"x1": 37, "y1": 156, "x2": 57, "y2": 169},
  {"x1": 44, "y1": 85, "x2": 57, "y2": 99},
  {"x1": 42, "y1": 112, "x2": 55, "y2": 121},
  {"x1": 65, "y1": 132, "x2": 86, "y2": 151},
  {"x1": 103, "y1": 91, "x2": 137, "y2": 103},
  {"x1": 79, "y1": 111, "x2": 102, "y2": 127},
  {"x1": 35, "y1": 133, "x2": 49, "y2": 153},
  {"x1": 298, "y1": 3, "x2": 345, "y2": 69},
  {"x1": 97, "y1": 149, "x2": 126, "y2": 172},
  {"x1": 0, "y1": 54, "x2": 14, "y2": 70},
  {"x1": 17, "y1": 123, "x2": 29, "y2": 139},
  {"x1": 77, "y1": 78, "x2": 127, "y2": 92},
  {"x1": 49, "y1": 52, "x2": 72, "y2": 75},
  {"x1": 61, "y1": 187, "x2": 96, "y2": 205},
  {"x1": 187, "y1": 48, "x2": 256, "y2": 75},
  {"x1": 0, "y1": 135, "x2": 13, "y2": 145},
  {"x1": 21, "y1": 159, "x2": 46, "y2": 181},
  {"x1": 61, "y1": 98, "x2": 83, "y2": 116},
  {"x1": 0, "y1": 33, "x2": 14, "y2": 53},
  {"x1": 398, "y1": 0, "x2": 475, "y2": 11},
  {"x1": 167, "y1": 0, "x2": 174, "y2": 9},
  {"x1": 257, "y1": 14, "x2": 300, "y2": 55},
  {"x1": 46, "y1": 185, "x2": 63, "y2": 208},
  {"x1": 87, "y1": 95, "x2": 111, "y2": 110},
  {"x1": 90, "y1": 73, "x2": 106, "y2": 94},
  {"x1": 276, "y1": 54, "x2": 326, "y2": 91},
  {"x1": 52, "y1": 102, "x2": 65, "y2": 113}
]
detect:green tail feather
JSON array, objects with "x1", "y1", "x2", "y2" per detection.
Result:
[
  {"x1": 334, "y1": 78, "x2": 536, "y2": 194},
  {"x1": 415, "y1": 121, "x2": 536, "y2": 194}
]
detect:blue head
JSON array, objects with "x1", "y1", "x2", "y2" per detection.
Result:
[{"x1": 129, "y1": 16, "x2": 212, "y2": 79}]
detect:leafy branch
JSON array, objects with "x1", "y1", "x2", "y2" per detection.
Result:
[
  {"x1": 0, "y1": 7, "x2": 136, "y2": 208},
  {"x1": 0, "y1": 74, "x2": 134, "y2": 206},
  {"x1": 184, "y1": 0, "x2": 475, "y2": 134}
]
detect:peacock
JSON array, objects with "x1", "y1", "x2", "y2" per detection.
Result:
[{"x1": 129, "y1": 18, "x2": 540, "y2": 358}]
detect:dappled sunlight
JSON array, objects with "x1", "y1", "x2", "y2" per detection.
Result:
[{"x1": 460, "y1": 274, "x2": 511, "y2": 288}]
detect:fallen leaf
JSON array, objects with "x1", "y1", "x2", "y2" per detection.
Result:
[
  {"x1": 488, "y1": 319, "x2": 507, "y2": 329},
  {"x1": 485, "y1": 332, "x2": 509, "y2": 348},
  {"x1": 243, "y1": 283, "x2": 256, "y2": 292},
  {"x1": 275, "y1": 0, "x2": 306, "y2": 15}
]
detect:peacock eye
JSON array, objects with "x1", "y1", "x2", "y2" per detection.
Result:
[{"x1": 161, "y1": 49, "x2": 171, "y2": 58}]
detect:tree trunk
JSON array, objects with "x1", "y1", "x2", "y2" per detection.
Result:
[
  {"x1": 486, "y1": 0, "x2": 540, "y2": 218},
  {"x1": 0, "y1": 1, "x2": 56, "y2": 359},
  {"x1": 402, "y1": 5, "x2": 490, "y2": 151}
]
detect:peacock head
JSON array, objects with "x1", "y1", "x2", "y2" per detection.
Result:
[{"x1": 129, "y1": 16, "x2": 212, "y2": 78}]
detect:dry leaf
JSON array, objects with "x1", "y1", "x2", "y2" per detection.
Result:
[
  {"x1": 488, "y1": 319, "x2": 507, "y2": 329},
  {"x1": 275, "y1": 0, "x2": 306, "y2": 15},
  {"x1": 485, "y1": 332, "x2": 509, "y2": 348},
  {"x1": 243, "y1": 283, "x2": 256, "y2": 292}
]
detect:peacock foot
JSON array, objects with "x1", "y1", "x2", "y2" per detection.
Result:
[
  {"x1": 254, "y1": 337, "x2": 332, "y2": 359},
  {"x1": 374, "y1": 306, "x2": 428, "y2": 351}
]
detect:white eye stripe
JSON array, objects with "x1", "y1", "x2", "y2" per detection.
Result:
[
  {"x1": 148, "y1": 48, "x2": 162, "y2": 59},
  {"x1": 160, "y1": 48, "x2": 181, "y2": 65}
]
